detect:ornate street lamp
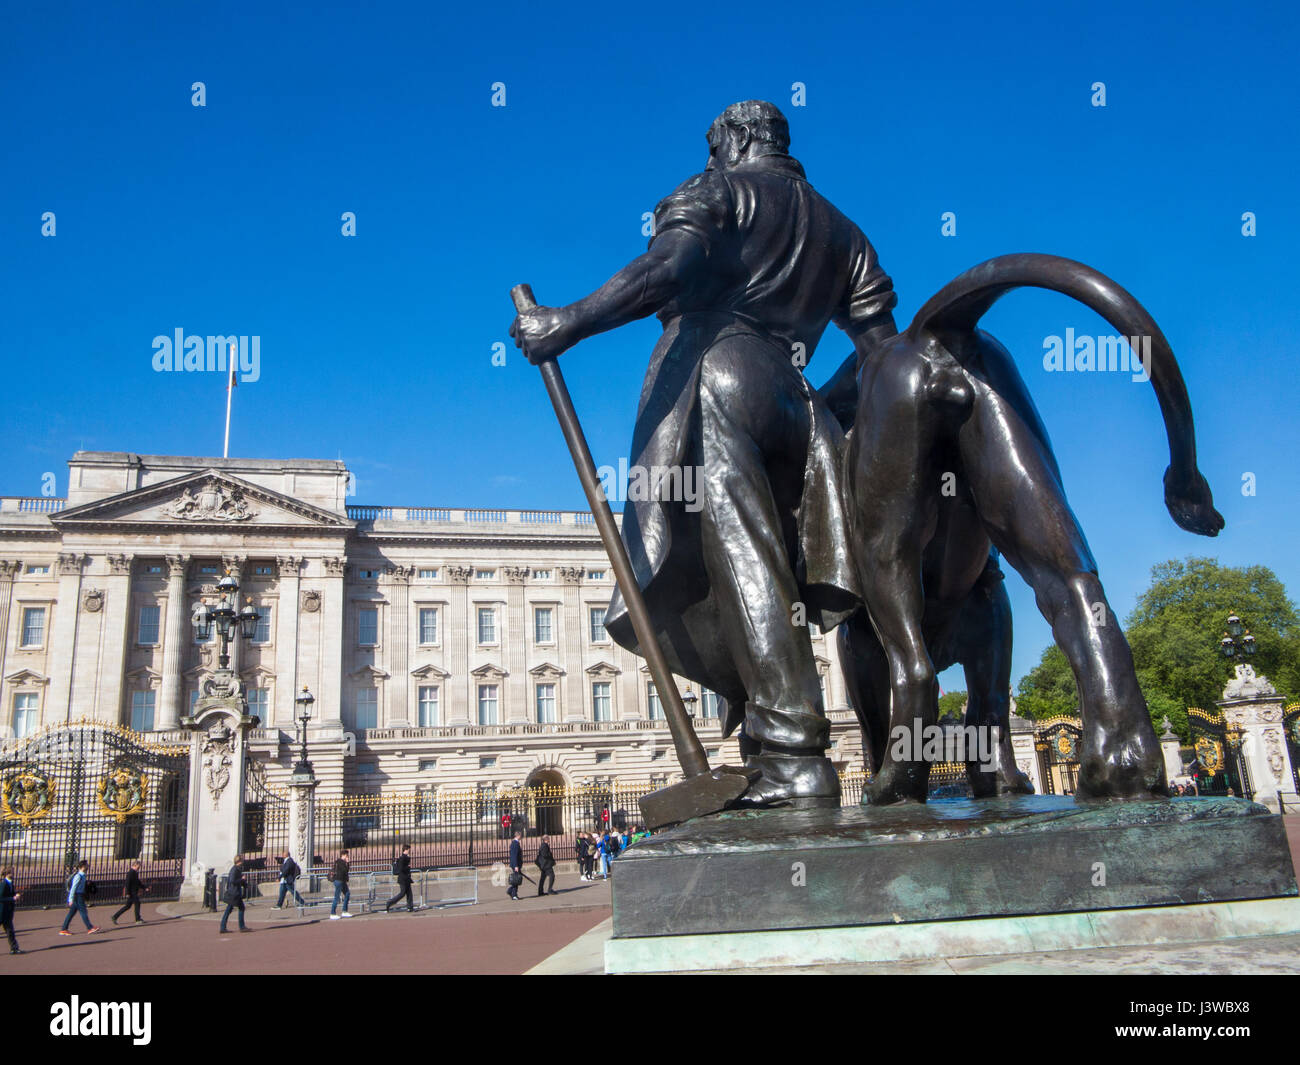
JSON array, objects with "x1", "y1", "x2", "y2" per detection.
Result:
[
  {"x1": 194, "y1": 570, "x2": 259, "y2": 670},
  {"x1": 1218, "y1": 610, "x2": 1257, "y2": 667},
  {"x1": 293, "y1": 685, "x2": 315, "y2": 776},
  {"x1": 682, "y1": 689, "x2": 698, "y2": 719}
]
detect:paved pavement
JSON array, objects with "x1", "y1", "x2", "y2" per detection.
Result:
[{"x1": 3, "y1": 871, "x2": 611, "y2": 975}]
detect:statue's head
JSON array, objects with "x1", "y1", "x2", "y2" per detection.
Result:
[{"x1": 706, "y1": 100, "x2": 791, "y2": 171}]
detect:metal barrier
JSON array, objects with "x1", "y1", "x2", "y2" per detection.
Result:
[{"x1": 420, "y1": 867, "x2": 477, "y2": 908}]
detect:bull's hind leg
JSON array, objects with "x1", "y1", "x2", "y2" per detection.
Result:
[
  {"x1": 955, "y1": 331, "x2": 1166, "y2": 799},
  {"x1": 837, "y1": 610, "x2": 891, "y2": 774},
  {"x1": 848, "y1": 338, "x2": 969, "y2": 804}
]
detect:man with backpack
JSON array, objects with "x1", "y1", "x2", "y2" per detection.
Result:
[
  {"x1": 276, "y1": 853, "x2": 305, "y2": 909},
  {"x1": 385, "y1": 844, "x2": 415, "y2": 913},
  {"x1": 535, "y1": 836, "x2": 557, "y2": 896},
  {"x1": 58, "y1": 860, "x2": 100, "y2": 935}
]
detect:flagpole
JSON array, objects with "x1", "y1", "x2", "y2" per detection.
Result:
[{"x1": 223, "y1": 340, "x2": 235, "y2": 458}]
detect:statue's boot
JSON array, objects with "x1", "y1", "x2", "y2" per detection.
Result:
[{"x1": 739, "y1": 746, "x2": 841, "y2": 808}]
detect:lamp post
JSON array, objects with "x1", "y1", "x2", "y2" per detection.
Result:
[
  {"x1": 1218, "y1": 610, "x2": 1257, "y2": 668},
  {"x1": 294, "y1": 686, "x2": 315, "y2": 777},
  {"x1": 192, "y1": 571, "x2": 260, "y2": 672},
  {"x1": 682, "y1": 689, "x2": 698, "y2": 720}
]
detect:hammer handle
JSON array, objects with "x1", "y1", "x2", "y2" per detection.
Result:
[{"x1": 511, "y1": 284, "x2": 709, "y2": 778}]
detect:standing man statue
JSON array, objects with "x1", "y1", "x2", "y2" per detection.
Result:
[{"x1": 511, "y1": 100, "x2": 896, "y2": 806}]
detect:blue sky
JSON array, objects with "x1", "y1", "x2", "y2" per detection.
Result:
[{"x1": 2, "y1": 0, "x2": 1297, "y2": 690}]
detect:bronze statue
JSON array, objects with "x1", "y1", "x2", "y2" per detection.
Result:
[
  {"x1": 826, "y1": 253, "x2": 1224, "y2": 803},
  {"x1": 513, "y1": 100, "x2": 1223, "y2": 817},
  {"x1": 512, "y1": 100, "x2": 896, "y2": 808}
]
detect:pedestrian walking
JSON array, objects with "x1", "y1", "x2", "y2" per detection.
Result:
[
  {"x1": 58, "y1": 860, "x2": 100, "y2": 935},
  {"x1": 596, "y1": 831, "x2": 611, "y2": 880},
  {"x1": 507, "y1": 829, "x2": 524, "y2": 901},
  {"x1": 275, "y1": 853, "x2": 305, "y2": 909},
  {"x1": 1, "y1": 867, "x2": 22, "y2": 954},
  {"x1": 575, "y1": 833, "x2": 592, "y2": 880},
  {"x1": 219, "y1": 855, "x2": 249, "y2": 934},
  {"x1": 535, "y1": 836, "x2": 557, "y2": 896},
  {"x1": 111, "y1": 860, "x2": 147, "y2": 924},
  {"x1": 330, "y1": 850, "x2": 352, "y2": 919},
  {"x1": 385, "y1": 844, "x2": 415, "y2": 913}
]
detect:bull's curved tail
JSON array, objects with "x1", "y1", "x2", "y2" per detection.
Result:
[{"x1": 907, "y1": 252, "x2": 1224, "y2": 537}]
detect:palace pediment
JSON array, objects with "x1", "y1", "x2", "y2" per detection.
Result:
[{"x1": 51, "y1": 470, "x2": 350, "y2": 532}]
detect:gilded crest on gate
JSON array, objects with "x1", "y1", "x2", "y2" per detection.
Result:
[
  {"x1": 1195, "y1": 736, "x2": 1224, "y2": 773},
  {"x1": 97, "y1": 765, "x2": 148, "y2": 823},
  {"x1": 2, "y1": 770, "x2": 57, "y2": 827}
]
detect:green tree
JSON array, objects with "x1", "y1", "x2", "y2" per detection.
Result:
[
  {"x1": 1125, "y1": 557, "x2": 1300, "y2": 718},
  {"x1": 1014, "y1": 645, "x2": 1076, "y2": 721},
  {"x1": 937, "y1": 690, "x2": 967, "y2": 723}
]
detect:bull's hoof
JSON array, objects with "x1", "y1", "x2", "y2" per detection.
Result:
[
  {"x1": 862, "y1": 759, "x2": 928, "y2": 805},
  {"x1": 1075, "y1": 738, "x2": 1168, "y2": 800}
]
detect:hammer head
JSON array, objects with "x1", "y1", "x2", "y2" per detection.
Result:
[{"x1": 639, "y1": 765, "x2": 760, "y2": 832}]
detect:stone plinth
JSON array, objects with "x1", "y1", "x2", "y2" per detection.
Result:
[
  {"x1": 178, "y1": 675, "x2": 259, "y2": 903},
  {"x1": 1218, "y1": 664, "x2": 1297, "y2": 811},
  {"x1": 611, "y1": 796, "x2": 1297, "y2": 940}
]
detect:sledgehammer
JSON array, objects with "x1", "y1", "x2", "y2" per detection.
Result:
[{"x1": 511, "y1": 284, "x2": 756, "y2": 830}]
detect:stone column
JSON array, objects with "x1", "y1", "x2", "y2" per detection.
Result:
[
  {"x1": 45, "y1": 553, "x2": 86, "y2": 725},
  {"x1": 319, "y1": 557, "x2": 346, "y2": 726},
  {"x1": 274, "y1": 556, "x2": 302, "y2": 727},
  {"x1": 98, "y1": 555, "x2": 134, "y2": 724},
  {"x1": 1159, "y1": 717, "x2": 1185, "y2": 784},
  {"x1": 288, "y1": 771, "x2": 319, "y2": 877},
  {"x1": 447, "y1": 566, "x2": 472, "y2": 724},
  {"x1": 387, "y1": 566, "x2": 412, "y2": 726},
  {"x1": 1010, "y1": 722, "x2": 1044, "y2": 794},
  {"x1": 560, "y1": 567, "x2": 586, "y2": 722},
  {"x1": 0, "y1": 561, "x2": 20, "y2": 708},
  {"x1": 505, "y1": 567, "x2": 529, "y2": 723},
  {"x1": 157, "y1": 554, "x2": 189, "y2": 730},
  {"x1": 179, "y1": 681, "x2": 258, "y2": 903},
  {"x1": 1219, "y1": 664, "x2": 1298, "y2": 812}
]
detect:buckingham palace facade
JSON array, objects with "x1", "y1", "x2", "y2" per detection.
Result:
[{"x1": 0, "y1": 451, "x2": 866, "y2": 798}]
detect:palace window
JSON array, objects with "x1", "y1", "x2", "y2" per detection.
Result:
[
  {"x1": 12, "y1": 693, "x2": 38, "y2": 739},
  {"x1": 358, "y1": 568, "x2": 381, "y2": 580},
  {"x1": 253, "y1": 564, "x2": 273, "y2": 576},
  {"x1": 701, "y1": 688, "x2": 720, "y2": 719},
  {"x1": 418, "y1": 608, "x2": 438, "y2": 645},
  {"x1": 356, "y1": 762, "x2": 378, "y2": 776},
  {"x1": 477, "y1": 684, "x2": 499, "y2": 725},
  {"x1": 595, "y1": 752, "x2": 612, "y2": 764},
  {"x1": 355, "y1": 689, "x2": 378, "y2": 730},
  {"x1": 253, "y1": 604, "x2": 273, "y2": 643},
  {"x1": 477, "y1": 607, "x2": 497, "y2": 645},
  {"x1": 647, "y1": 682, "x2": 662, "y2": 720},
  {"x1": 589, "y1": 606, "x2": 607, "y2": 643},
  {"x1": 587, "y1": 570, "x2": 606, "y2": 581},
  {"x1": 651, "y1": 749, "x2": 666, "y2": 761},
  {"x1": 246, "y1": 688, "x2": 269, "y2": 720},
  {"x1": 20, "y1": 607, "x2": 45, "y2": 648},
  {"x1": 532, "y1": 569, "x2": 551, "y2": 580},
  {"x1": 417, "y1": 686, "x2": 440, "y2": 727},
  {"x1": 25, "y1": 564, "x2": 50, "y2": 575},
  {"x1": 479, "y1": 755, "x2": 497, "y2": 769},
  {"x1": 358, "y1": 607, "x2": 379, "y2": 647},
  {"x1": 475, "y1": 569, "x2": 496, "y2": 580},
  {"x1": 535, "y1": 683, "x2": 557, "y2": 723},
  {"x1": 137, "y1": 605, "x2": 160, "y2": 645},
  {"x1": 417, "y1": 568, "x2": 438, "y2": 580},
  {"x1": 143, "y1": 564, "x2": 163, "y2": 575},
  {"x1": 198, "y1": 565, "x2": 219, "y2": 575},
  {"x1": 418, "y1": 758, "x2": 437, "y2": 772},
  {"x1": 534, "y1": 607, "x2": 553, "y2": 643},
  {"x1": 592, "y1": 681, "x2": 612, "y2": 722},
  {"x1": 130, "y1": 691, "x2": 155, "y2": 732}
]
